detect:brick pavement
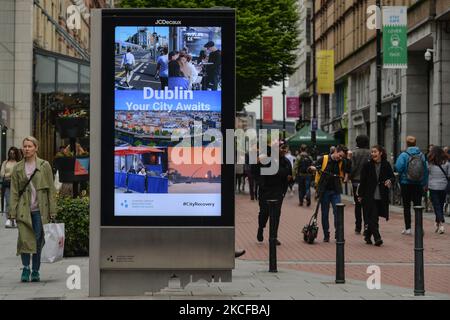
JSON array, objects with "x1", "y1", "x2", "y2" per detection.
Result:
[{"x1": 235, "y1": 191, "x2": 450, "y2": 294}]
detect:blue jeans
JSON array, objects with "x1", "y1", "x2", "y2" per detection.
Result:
[
  {"x1": 320, "y1": 190, "x2": 341, "y2": 236},
  {"x1": 297, "y1": 175, "x2": 311, "y2": 203},
  {"x1": 430, "y1": 190, "x2": 446, "y2": 223},
  {"x1": 21, "y1": 211, "x2": 43, "y2": 272}
]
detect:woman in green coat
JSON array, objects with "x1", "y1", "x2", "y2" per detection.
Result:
[{"x1": 9, "y1": 136, "x2": 57, "y2": 282}]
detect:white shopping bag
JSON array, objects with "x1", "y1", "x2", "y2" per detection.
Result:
[
  {"x1": 54, "y1": 170, "x2": 62, "y2": 191},
  {"x1": 41, "y1": 223, "x2": 65, "y2": 263}
]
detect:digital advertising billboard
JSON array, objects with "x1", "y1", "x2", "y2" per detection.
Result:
[{"x1": 100, "y1": 9, "x2": 235, "y2": 226}]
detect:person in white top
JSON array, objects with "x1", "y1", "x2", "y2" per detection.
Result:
[
  {"x1": 186, "y1": 54, "x2": 199, "y2": 89},
  {"x1": 1, "y1": 147, "x2": 22, "y2": 228},
  {"x1": 285, "y1": 147, "x2": 296, "y2": 194},
  {"x1": 120, "y1": 48, "x2": 136, "y2": 87}
]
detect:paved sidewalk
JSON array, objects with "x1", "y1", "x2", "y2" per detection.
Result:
[
  {"x1": 0, "y1": 210, "x2": 449, "y2": 300},
  {"x1": 235, "y1": 189, "x2": 450, "y2": 295}
]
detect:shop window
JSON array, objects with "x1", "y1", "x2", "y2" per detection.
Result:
[
  {"x1": 57, "y1": 59, "x2": 79, "y2": 93},
  {"x1": 35, "y1": 54, "x2": 56, "y2": 93},
  {"x1": 80, "y1": 65, "x2": 90, "y2": 93}
]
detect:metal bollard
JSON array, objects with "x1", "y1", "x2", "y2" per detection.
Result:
[
  {"x1": 267, "y1": 199, "x2": 278, "y2": 273},
  {"x1": 413, "y1": 206, "x2": 425, "y2": 296},
  {"x1": 335, "y1": 203, "x2": 345, "y2": 284}
]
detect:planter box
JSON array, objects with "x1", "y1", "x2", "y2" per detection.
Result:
[{"x1": 56, "y1": 117, "x2": 88, "y2": 138}]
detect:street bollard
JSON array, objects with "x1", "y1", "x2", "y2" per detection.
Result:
[
  {"x1": 267, "y1": 199, "x2": 278, "y2": 273},
  {"x1": 335, "y1": 203, "x2": 345, "y2": 284},
  {"x1": 413, "y1": 206, "x2": 425, "y2": 296}
]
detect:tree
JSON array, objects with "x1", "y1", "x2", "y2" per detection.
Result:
[{"x1": 118, "y1": 0, "x2": 299, "y2": 110}]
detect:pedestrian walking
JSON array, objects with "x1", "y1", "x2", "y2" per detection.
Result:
[
  {"x1": 9, "y1": 136, "x2": 57, "y2": 282},
  {"x1": 310, "y1": 145, "x2": 346, "y2": 242},
  {"x1": 155, "y1": 47, "x2": 169, "y2": 89},
  {"x1": 427, "y1": 146, "x2": 449, "y2": 234},
  {"x1": 236, "y1": 163, "x2": 245, "y2": 193},
  {"x1": 395, "y1": 136, "x2": 428, "y2": 235},
  {"x1": 285, "y1": 147, "x2": 296, "y2": 195},
  {"x1": 120, "y1": 47, "x2": 135, "y2": 87},
  {"x1": 349, "y1": 135, "x2": 371, "y2": 234},
  {"x1": 257, "y1": 143, "x2": 293, "y2": 245},
  {"x1": 293, "y1": 145, "x2": 313, "y2": 206},
  {"x1": 1, "y1": 147, "x2": 22, "y2": 228},
  {"x1": 358, "y1": 145, "x2": 395, "y2": 246}
]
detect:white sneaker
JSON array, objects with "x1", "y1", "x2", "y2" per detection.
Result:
[
  {"x1": 435, "y1": 222, "x2": 440, "y2": 233},
  {"x1": 402, "y1": 229, "x2": 412, "y2": 235},
  {"x1": 5, "y1": 219, "x2": 12, "y2": 228},
  {"x1": 438, "y1": 224, "x2": 445, "y2": 234}
]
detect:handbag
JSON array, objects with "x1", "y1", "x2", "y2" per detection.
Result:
[{"x1": 437, "y1": 165, "x2": 450, "y2": 194}]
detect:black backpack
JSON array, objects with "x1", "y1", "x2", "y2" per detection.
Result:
[{"x1": 298, "y1": 155, "x2": 312, "y2": 175}]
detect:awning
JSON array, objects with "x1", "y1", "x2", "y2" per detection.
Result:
[
  {"x1": 114, "y1": 146, "x2": 165, "y2": 156},
  {"x1": 285, "y1": 124, "x2": 337, "y2": 150}
]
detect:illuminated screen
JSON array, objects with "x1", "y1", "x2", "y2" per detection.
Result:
[{"x1": 113, "y1": 26, "x2": 222, "y2": 216}]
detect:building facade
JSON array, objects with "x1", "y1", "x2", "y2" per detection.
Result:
[
  {"x1": 290, "y1": 0, "x2": 450, "y2": 161},
  {"x1": 0, "y1": 0, "x2": 110, "y2": 162}
]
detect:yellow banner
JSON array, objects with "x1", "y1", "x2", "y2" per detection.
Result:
[{"x1": 317, "y1": 50, "x2": 335, "y2": 94}]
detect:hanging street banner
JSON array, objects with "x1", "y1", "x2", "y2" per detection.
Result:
[
  {"x1": 317, "y1": 50, "x2": 335, "y2": 94},
  {"x1": 262, "y1": 96, "x2": 273, "y2": 124},
  {"x1": 286, "y1": 87, "x2": 300, "y2": 118},
  {"x1": 383, "y1": 6, "x2": 408, "y2": 69},
  {"x1": 286, "y1": 97, "x2": 300, "y2": 118}
]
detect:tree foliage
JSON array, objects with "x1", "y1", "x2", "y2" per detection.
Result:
[{"x1": 118, "y1": 0, "x2": 300, "y2": 110}]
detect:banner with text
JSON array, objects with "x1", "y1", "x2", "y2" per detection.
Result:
[
  {"x1": 383, "y1": 6, "x2": 408, "y2": 69},
  {"x1": 317, "y1": 50, "x2": 335, "y2": 94},
  {"x1": 286, "y1": 96, "x2": 300, "y2": 118},
  {"x1": 262, "y1": 96, "x2": 273, "y2": 124}
]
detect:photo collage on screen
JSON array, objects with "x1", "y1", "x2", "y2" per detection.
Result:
[{"x1": 114, "y1": 26, "x2": 222, "y2": 217}]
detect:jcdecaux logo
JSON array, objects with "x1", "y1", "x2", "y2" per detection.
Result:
[{"x1": 155, "y1": 19, "x2": 182, "y2": 25}]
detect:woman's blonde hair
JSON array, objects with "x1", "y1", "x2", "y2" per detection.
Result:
[{"x1": 23, "y1": 136, "x2": 39, "y2": 149}]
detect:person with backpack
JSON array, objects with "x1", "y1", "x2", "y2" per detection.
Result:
[
  {"x1": 350, "y1": 135, "x2": 371, "y2": 235},
  {"x1": 309, "y1": 145, "x2": 346, "y2": 242},
  {"x1": 294, "y1": 144, "x2": 313, "y2": 206},
  {"x1": 427, "y1": 146, "x2": 449, "y2": 234},
  {"x1": 395, "y1": 136, "x2": 429, "y2": 235}
]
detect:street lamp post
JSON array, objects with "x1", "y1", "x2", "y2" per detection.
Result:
[
  {"x1": 425, "y1": 49, "x2": 434, "y2": 148},
  {"x1": 282, "y1": 65, "x2": 286, "y2": 140},
  {"x1": 311, "y1": 0, "x2": 317, "y2": 158},
  {"x1": 376, "y1": 0, "x2": 383, "y2": 145}
]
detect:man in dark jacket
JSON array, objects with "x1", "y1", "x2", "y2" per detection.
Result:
[
  {"x1": 350, "y1": 135, "x2": 371, "y2": 234},
  {"x1": 257, "y1": 143, "x2": 293, "y2": 245}
]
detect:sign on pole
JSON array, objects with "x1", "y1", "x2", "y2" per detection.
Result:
[
  {"x1": 311, "y1": 118, "x2": 318, "y2": 132},
  {"x1": 286, "y1": 97, "x2": 300, "y2": 118},
  {"x1": 262, "y1": 96, "x2": 273, "y2": 124},
  {"x1": 317, "y1": 50, "x2": 335, "y2": 94},
  {"x1": 383, "y1": 6, "x2": 408, "y2": 69}
]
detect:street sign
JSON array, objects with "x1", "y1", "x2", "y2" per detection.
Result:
[
  {"x1": 383, "y1": 6, "x2": 408, "y2": 69},
  {"x1": 311, "y1": 118, "x2": 318, "y2": 131}
]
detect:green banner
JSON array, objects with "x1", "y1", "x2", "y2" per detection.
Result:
[{"x1": 383, "y1": 7, "x2": 408, "y2": 69}]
